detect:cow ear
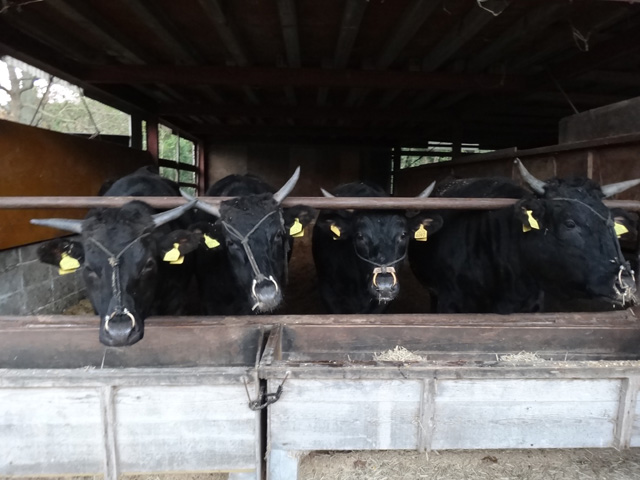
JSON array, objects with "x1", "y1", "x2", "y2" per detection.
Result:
[
  {"x1": 159, "y1": 230, "x2": 201, "y2": 265},
  {"x1": 283, "y1": 205, "x2": 317, "y2": 238},
  {"x1": 516, "y1": 199, "x2": 545, "y2": 232},
  {"x1": 409, "y1": 214, "x2": 443, "y2": 242},
  {"x1": 189, "y1": 221, "x2": 224, "y2": 251},
  {"x1": 315, "y1": 215, "x2": 351, "y2": 240},
  {"x1": 611, "y1": 209, "x2": 636, "y2": 240},
  {"x1": 37, "y1": 239, "x2": 84, "y2": 275}
]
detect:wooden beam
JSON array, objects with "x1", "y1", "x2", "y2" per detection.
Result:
[
  {"x1": 276, "y1": 0, "x2": 301, "y2": 68},
  {"x1": 334, "y1": 0, "x2": 369, "y2": 68},
  {"x1": 318, "y1": 0, "x2": 368, "y2": 105},
  {"x1": 422, "y1": 1, "x2": 510, "y2": 71},
  {"x1": 83, "y1": 65, "x2": 528, "y2": 91},
  {"x1": 196, "y1": 0, "x2": 249, "y2": 66},
  {"x1": 45, "y1": 0, "x2": 148, "y2": 64},
  {"x1": 376, "y1": 0, "x2": 441, "y2": 69}
]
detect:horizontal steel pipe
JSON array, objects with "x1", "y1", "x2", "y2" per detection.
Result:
[{"x1": 2, "y1": 196, "x2": 640, "y2": 211}]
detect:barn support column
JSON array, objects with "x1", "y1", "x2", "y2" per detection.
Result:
[
  {"x1": 129, "y1": 114, "x2": 143, "y2": 150},
  {"x1": 146, "y1": 116, "x2": 159, "y2": 163}
]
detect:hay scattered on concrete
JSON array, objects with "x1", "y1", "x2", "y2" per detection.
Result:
[
  {"x1": 63, "y1": 298, "x2": 94, "y2": 315},
  {"x1": 498, "y1": 351, "x2": 546, "y2": 365},
  {"x1": 373, "y1": 346, "x2": 425, "y2": 362},
  {"x1": 299, "y1": 449, "x2": 640, "y2": 480}
]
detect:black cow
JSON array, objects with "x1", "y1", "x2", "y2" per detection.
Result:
[
  {"x1": 409, "y1": 159, "x2": 640, "y2": 313},
  {"x1": 184, "y1": 167, "x2": 314, "y2": 314},
  {"x1": 312, "y1": 181, "x2": 442, "y2": 313},
  {"x1": 32, "y1": 166, "x2": 198, "y2": 346}
]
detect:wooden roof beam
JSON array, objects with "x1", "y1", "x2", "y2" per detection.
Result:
[
  {"x1": 83, "y1": 65, "x2": 528, "y2": 91},
  {"x1": 195, "y1": 0, "x2": 261, "y2": 105},
  {"x1": 196, "y1": 0, "x2": 249, "y2": 67},
  {"x1": 346, "y1": 0, "x2": 441, "y2": 107},
  {"x1": 318, "y1": 0, "x2": 368, "y2": 105},
  {"x1": 276, "y1": 0, "x2": 301, "y2": 107}
]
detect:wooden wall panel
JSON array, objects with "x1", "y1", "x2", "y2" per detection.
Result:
[
  {"x1": 394, "y1": 141, "x2": 640, "y2": 201},
  {"x1": 0, "y1": 120, "x2": 153, "y2": 250}
]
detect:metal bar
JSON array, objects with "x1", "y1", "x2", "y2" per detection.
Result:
[
  {"x1": 158, "y1": 159, "x2": 199, "y2": 173},
  {"x1": 7, "y1": 196, "x2": 640, "y2": 211}
]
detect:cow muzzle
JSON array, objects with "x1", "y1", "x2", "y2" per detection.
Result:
[
  {"x1": 100, "y1": 308, "x2": 142, "y2": 347},
  {"x1": 372, "y1": 266, "x2": 399, "y2": 303},
  {"x1": 251, "y1": 275, "x2": 282, "y2": 312}
]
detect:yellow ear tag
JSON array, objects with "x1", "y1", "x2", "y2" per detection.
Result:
[
  {"x1": 414, "y1": 224, "x2": 428, "y2": 242},
  {"x1": 523, "y1": 210, "x2": 539, "y2": 232},
  {"x1": 204, "y1": 234, "x2": 220, "y2": 249},
  {"x1": 289, "y1": 218, "x2": 304, "y2": 237},
  {"x1": 330, "y1": 224, "x2": 341, "y2": 238},
  {"x1": 59, "y1": 252, "x2": 80, "y2": 275},
  {"x1": 615, "y1": 222, "x2": 629, "y2": 238},
  {"x1": 163, "y1": 243, "x2": 182, "y2": 263}
]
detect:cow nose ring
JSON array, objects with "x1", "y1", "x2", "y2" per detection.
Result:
[
  {"x1": 104, "y1": 308, "x2": 137, "y2": 334},
  {"x1": 372, "y1": 266, "x2": 397, "y2": 288}
]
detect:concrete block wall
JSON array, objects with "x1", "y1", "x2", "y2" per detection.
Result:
[{"x1": 0, "y1": 240, "x2": 86, "y2": 315}]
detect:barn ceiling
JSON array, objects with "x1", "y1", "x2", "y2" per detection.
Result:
[{"x1": 1, "y1": 0, "x2": 640, "y2": 149}]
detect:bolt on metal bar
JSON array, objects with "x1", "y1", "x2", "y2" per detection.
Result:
[{"x1": 2, "y1": 196, "x2": 640, "y2": 211}]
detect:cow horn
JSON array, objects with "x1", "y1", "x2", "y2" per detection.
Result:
[
  {"x1": 273, "y1": 166, "x2": 300, "y2": 204},
  {"x1": 30, "y1": 218, "x2": 83, "y2": 234},
  {"x1": 320, "y1": 188, "x2": 335, "y2": 198},
  {"x1": 515, "y1": 158, "x2": 546, "y2": 195},
  {"x1": 417, "y1": 181, "x2": 436, "y2": 198},
  {"x1": 181, "y1": 190, "x2": 221, "y2": 218},
  {"x1": 151, "y1": 198, "x2": 197, "y2": 227},
  {"x1": 601, "y1": 179, "x2": 640, "y2": 198}
]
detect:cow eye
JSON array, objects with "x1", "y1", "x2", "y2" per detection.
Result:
[
  {"x1": 356, "y1": 232, "x2": 364, "y2": 241},
  {"x1": 400, "y1": 231, "x2": 408, "y2": 239},
  {"x1": 564, "y1": 219, "x2": 576, "y2": 229}
]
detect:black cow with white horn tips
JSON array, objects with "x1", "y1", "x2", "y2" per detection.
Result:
[
  {"x1": 312, "y1": 181, "x2": 442, "y2": 314},
  {"x1": 183, "y1": 166, "x2": 315, "y2": 314},
  {"x1": 409, "y1": 158, "x2": 640, "y2": 313},
  {"x1": 32, "y1": 166, "x2": 199, "y2": 347}
]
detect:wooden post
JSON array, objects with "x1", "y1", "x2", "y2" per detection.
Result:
[
  {"x1": 613, "y1": 377, "x2": 640, "y2": 449},
  {"x1": 100, "y1": 386, "x2": 119, "y2": 480},
  {"x1": 129, "y1": 114, "x2": 143, "y2": 150},
  {"x1": 198, "y1": 139, "x2": 207, "y2": 193},
  {"x1": 146, "y1": 117, "x2": 159, "y2": 163}
]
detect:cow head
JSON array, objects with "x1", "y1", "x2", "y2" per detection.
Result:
[
  {"x1": 185, "y1": 167, "x2": 314, "y2": 312},
  {"x1": 31, "y1": 200, "x2": 198, "y2": 346},
  {"x1": 515, "y1": 158, "x2": 640, "y2": 307},
  {"x1": 317, "y1": 183, "x2": 443, "y2": 303}
]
